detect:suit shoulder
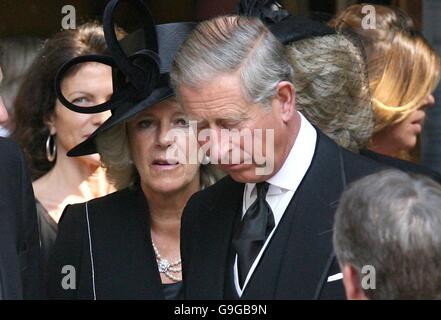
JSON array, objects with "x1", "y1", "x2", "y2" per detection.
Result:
[
  {"x1": 188, "y1": 175, "x2": 239, "y2": 205},
  {"x1": 59, "y1": 187, "x2": 136, "y2": 226},
  {"x1": 0, "y1": 137, "x2": 22, "y2": 166},
  {"x1": 342, "y1": 147, "x2": 389, "y2": 175},
  {"x1": 0, "y1": 136, "x2": 20, "y2": 151},
  {"x1": 86, "y1": 186, "x2": 135, "y2": 210},
  {"x1": 360, "y1": 149, "x2": 441, "y2": 184}
]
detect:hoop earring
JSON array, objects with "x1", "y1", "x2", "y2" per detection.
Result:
[{"x1": 46, "y1": 134, "x2": 57, "y2": 162}]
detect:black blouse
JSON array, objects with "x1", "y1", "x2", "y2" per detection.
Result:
[
  {"x1": 47, "y1": 185, "x2": 182, "y2": 300},
  {"x1": 35, "y1": 200, "x2": 58, "y2": 272}
]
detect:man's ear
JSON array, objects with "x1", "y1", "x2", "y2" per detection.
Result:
[
  {"x1": 342, "y1": 264, "x2": 368, "y2": 300},
  {"x1": 273, "y1": 81, "x2": 296, "y2": 123}
]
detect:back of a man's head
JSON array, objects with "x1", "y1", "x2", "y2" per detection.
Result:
[{"x1": 334, "y1": 169, "x2": 441, "y2": 299}]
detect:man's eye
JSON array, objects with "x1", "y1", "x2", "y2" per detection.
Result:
[
  {"x1": 175, "y1": 118, "x2": 189, "y2": 127},
  {"x1": 221, "y1": 120, "x2": 240, "y2": 129}
]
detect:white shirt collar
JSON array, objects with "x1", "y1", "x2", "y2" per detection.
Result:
[
  {"x1": 243, "y1": 112, "x2": 317, "y2": 200},
  {"x1": 266, "y1": 112, "x2": 317, "y2": 191}
]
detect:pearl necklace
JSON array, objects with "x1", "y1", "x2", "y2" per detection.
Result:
[{"x1": 151, "y1": 240, "x2": 182, "y2": 282}]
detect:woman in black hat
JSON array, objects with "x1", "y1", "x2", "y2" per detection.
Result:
[{"x1": 47, "y1": 0, "x2": 219, "y2": 299}]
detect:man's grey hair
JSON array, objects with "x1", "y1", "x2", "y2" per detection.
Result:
[
  {"x1": 170, "y1": 15, "x2": 294, "y2": 109},
  {"x1": 334, "y1": 169, "x2": 441, "y2": 299}
]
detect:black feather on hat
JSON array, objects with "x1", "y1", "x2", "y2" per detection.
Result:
[{"x1": 55, "y1": 0, "x2": 195, "y2": 157}]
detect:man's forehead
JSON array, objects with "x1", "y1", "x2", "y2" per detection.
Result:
[
  {"x1": 179, "y1": 72, "x2": 243, "y2": 98},
  {"x1": 179, "y1": 85, "x2": 248, "y2": 112},
  {"x1": 183, "y1": 103, "x2": 251, "y2": 127}
]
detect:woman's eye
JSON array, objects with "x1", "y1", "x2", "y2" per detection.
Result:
[
  {"x1": 137, "y1": 119, "x2": 153, "y2": 129},
  {"x1": 175, "y1": 118, "x2": 189, "y2": 127},
  {"x1": 72, "y1": 97, "x2": 91, "y2": 106}
]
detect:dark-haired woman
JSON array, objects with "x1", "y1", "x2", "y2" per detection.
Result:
[{"x1": 12, "y1": 22, "x2": 125, "y2": 269}]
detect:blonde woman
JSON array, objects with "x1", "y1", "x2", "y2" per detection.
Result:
[{"x1": 331, "y1": 4, "x2": 441, "y2": 161}]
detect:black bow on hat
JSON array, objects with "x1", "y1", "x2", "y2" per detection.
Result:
[
  {"x1": 236, "y1": 0, "x2": 336, "y2": 44},
  {"x1": 55, "y1": 0, "x2": 195, "y2": 157}
]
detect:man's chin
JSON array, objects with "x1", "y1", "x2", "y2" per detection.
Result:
[{"x1": 223, "y1": 167, "x2": 266, "y2": 184}]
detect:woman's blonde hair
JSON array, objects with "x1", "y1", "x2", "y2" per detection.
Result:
[
  {"x1": 96, "y1": 122, "x2": 136, "y2": 190},
  {"x1": 288, "y1": 33, "x2": 373, "y2": 152},
  {"x1": 330, "y1": 4, "x2": 441, "y2": 133},
  {"x1": 96, "y1": 120, "x2": 221, "y2": 190}
]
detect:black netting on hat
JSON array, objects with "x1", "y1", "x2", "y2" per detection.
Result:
[{"x1": 287, "y1": 30, "x2": 374, "y2": 152}]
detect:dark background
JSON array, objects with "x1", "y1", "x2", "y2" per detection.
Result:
[{"x1": 0, "y1": 0, "x2": 422, "y2": 38}]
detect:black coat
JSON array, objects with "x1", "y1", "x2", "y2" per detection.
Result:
[
  {"x1": 0, "y1": 138, "x2": 42, "y2": 299},
  {"x1": 360, "y1": 148, "x2": 441, "y2": 184},
  {"x1": 181, "y1": 131, "x2": 388, "y2": 300},
  {"x1": 47, "y1": 185, "x2": 165, "y2": 299}
]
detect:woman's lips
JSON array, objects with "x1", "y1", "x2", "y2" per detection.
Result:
[
  {"x1": 151, "y1": 159, "x2": 180, "y2": 170},
  {"x1": 410, "y1": 113, "x2": 426, "y2": 133},
  {"x1": 153, "y1": 159, "x2": 178, "y2": 165}
]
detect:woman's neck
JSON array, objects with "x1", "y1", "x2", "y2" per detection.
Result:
[
  {"x1": 369, "y1": 134, "x2": 400, "y2": 158},
  {"x1": 33, "y1": 149, "x2": 114, "y2": 222},
  {"x1": 144, "y1": 179, "x2": 200, "y2": 237},
  {"x1": 49, "y1": 154, "x2": 110, "y2": 197},
  {"x1": 144, "y1": 179, "x2": 199, "y2": 284}
]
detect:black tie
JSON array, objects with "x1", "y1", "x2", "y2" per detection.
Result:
[{"x1": 232, "y1": 182, "x2": 275, "y2": 288}]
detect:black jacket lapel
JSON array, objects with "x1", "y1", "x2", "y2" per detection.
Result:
[
  {"x1": 90, "y1": 186, "x2": 164, "y2": 299},
  {"x1": 273, "y1": 132, "x2": 345, "y2": 299},
  {"x1": 183, "y1": 178, "x2": 244, "y2": 299},
  {"x1": 241, "y1": 132, "x2": 344, "y2": 299}
]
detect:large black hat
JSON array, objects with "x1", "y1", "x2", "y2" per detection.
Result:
[{"x1": 55, "y1": 0, "x2": 195, "y2": 157}]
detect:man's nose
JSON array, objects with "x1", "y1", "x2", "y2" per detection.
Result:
[{"x1": 206, "y1": 128, "x2": 232, "y2": 164}]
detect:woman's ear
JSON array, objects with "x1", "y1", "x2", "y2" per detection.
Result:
[
  {"x1": 45, "y1": 113, "x2": 57, "y2": 135},
  {"x1": 273, "y1": 81, "x2": 296, "y2": 123}
]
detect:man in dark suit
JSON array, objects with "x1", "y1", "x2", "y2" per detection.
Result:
[
  {"x1": 0, "y1": 65, "x2": 42, "y2": 299},
  {"x1": 171, "y1": 16, "x2": 386, "y2": 299}
]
